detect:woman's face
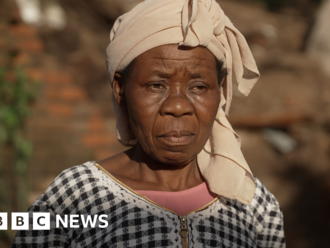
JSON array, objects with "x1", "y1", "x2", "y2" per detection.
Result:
[{"x1": 114, "y1": 45, "x2": 221, "y2": 165}]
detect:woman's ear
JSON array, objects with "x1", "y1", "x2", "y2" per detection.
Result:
[{"x1": 113, "y1": 72, "x2": 126, "y2": 106}]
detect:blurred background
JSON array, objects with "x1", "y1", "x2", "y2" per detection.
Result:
[{"x1": 0, "y1": 0, "x2": 330, "y2": 247}]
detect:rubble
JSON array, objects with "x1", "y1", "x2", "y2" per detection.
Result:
[{"x1": 262, "y1": 128, "x2": 298, "y2": 153}]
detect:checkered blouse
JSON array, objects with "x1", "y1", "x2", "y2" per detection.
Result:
[{"x1": 13, "y1": 161, "x2": 285, "y2": 247}]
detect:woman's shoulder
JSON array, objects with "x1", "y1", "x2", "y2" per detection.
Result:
[
  {"x1": 45, "y1": 161, "x2": 100, "y2": 196},
  {"x1": 31, "y1": 161, "x2": 116, "y2": 214},
  {"x1": 249, "y1": 177, "x2": 285, "y2": 245},
  {"x1": 222, "y1": 177, "x2": 280, "y2": 209},
  {"x1": 218, "y1": 176, "x2": 284, "y2": 241},
  {"x1": 252, "y1": 177, "x2": 281, "y2": 210},
  {"x1": 220, "y1": 177, "x2": 282, "y2": 224},
  {"x1": 245, "y1": 177, "x2": 283, "y2": 227},
  {"x1": 53, "y1": 161, "x2": 98, "y2": 182}
]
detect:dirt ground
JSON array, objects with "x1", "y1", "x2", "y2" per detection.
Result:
[{"x1": 2, "y1": 0, "x2": 330, "y2": 247}]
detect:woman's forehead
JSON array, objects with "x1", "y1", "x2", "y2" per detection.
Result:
[{"x1": 135, "y1": 44, "x2": 216, "y2": 64}]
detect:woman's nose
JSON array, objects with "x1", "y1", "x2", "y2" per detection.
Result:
[{"x1": 160, "y1": 92, "x2": 194, "y2": 117}]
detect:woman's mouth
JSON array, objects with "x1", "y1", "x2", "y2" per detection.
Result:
[{"x1": 158, "y1": 130, "x2": 195, "y2": 145}]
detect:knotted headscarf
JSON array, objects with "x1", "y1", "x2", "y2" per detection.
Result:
[{"x1": 106, "y1": 0, "x2": 260, "y2": 205}]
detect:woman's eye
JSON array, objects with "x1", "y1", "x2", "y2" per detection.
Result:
[
  {"x1": 149, "y1": 83, "x2": 165, "y2": 90},
  {"x1": 192, "y1": 86, "x2": 206, "y2": 90},
  {"x1": 190, "y1": 84, "x2": 207, "y2": 92}
]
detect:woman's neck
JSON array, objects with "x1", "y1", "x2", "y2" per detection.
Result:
[{"x1": 98, "y1": 145, "x2": 205, "y2": 192}]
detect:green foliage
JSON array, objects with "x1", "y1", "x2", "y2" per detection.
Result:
[
  {"x1": 0, "y1": 65, "x2": 38, "y2": 215},
  {"x1": 0, "y1": 68, "x2": 36, "y2": 143}
]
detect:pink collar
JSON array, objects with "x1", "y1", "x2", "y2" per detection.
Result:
[{"x1": 137, "y1": 182, "x2": 218, "y2": 215}]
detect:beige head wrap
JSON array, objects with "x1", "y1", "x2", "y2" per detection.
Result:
[{"x1": 106, "y1": 0, "x2": 260, "y2": 205}]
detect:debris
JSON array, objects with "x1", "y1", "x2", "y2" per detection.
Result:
[
  {"x1": 260, "y1": 23, "x2": 277, "y2": 43},
  {"x1": 262, "y1": 128, "x2": 298, "y2": 153}
]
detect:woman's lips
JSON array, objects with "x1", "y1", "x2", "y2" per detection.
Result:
[{"x1": 158, "y1": 130, "x2": 194, "y2": 145}]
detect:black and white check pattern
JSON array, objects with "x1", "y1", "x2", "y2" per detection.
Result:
[{"x1": 13, "y1": 161, "x2": 285, "y2": 247}]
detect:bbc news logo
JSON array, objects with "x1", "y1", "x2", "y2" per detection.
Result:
[
  {"x1": 0, "y1": 212, "x2": 50, "y2": 230},
  {"x1": 0, "y1": 212, "x2": 109, "y2": 230}
]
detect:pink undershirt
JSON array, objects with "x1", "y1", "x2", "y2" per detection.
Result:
[{"x1": 136, "y1": 182, "x2": 217, "y2": 215}]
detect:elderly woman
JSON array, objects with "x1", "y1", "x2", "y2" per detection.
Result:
[{"x1": 13, "y1": 0, "x2": 285, "y2": 247}]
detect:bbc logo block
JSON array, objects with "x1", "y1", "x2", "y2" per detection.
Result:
[
  {"x1": 12, "y1": 213, "x2": 29, "y2": 230},
  {"x1": 0, "y1": 213, "x2": 8, "y2": 230},
  {"x1": 33, "y1": 213, "x2": 50, "y2": 230},
  {"x1": 10, "y1": 213, "x2": 51, "y2": 230},
  {"x1": 1, "y1": 212, "x2": 110, "y2": 230}
]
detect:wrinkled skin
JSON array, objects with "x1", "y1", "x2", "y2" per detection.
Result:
[{"x1": 99, "y1": 45, "x2": 221, "y2": 191}]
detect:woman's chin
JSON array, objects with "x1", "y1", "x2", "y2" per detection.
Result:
[
  {"x1": 137, "y1": 137, "x2": 203, "y2": 166},
  {"x1": 151, "y1": 150, "x2": 197, "y2": 166}
]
